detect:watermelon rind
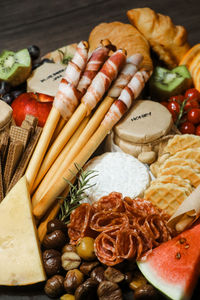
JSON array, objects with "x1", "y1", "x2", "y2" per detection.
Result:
[{"x1": 137, "y1": 260, "x2": 189, "y2": 300}]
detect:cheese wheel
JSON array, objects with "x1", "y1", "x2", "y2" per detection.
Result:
[
  {"x1": 0, "y1": 100, "x2": 12, "y2": 131},
  {"x1": 114, "y1": 100, "x2": 173, "y2": 143},
  {"x1": 83, "y1": 152, "x2": 150, "y2": 203}
]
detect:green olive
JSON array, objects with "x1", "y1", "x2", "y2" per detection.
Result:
[
  {"x1": 76, "y1": 237, "x2": 96, "y2": 261},
  {"x1": 60, "y1": 294, "x2": 75, "y2": 300}
]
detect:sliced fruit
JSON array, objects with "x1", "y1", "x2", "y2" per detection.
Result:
[
  {"x1": 149, "y1": 66, "x2": 192, "y2": 100},
  {"x1": 179, "y1": 44, "x2": 200, "y2": 68},
  {"x1": 0, "y1": 176, "x2": 46, "y2": 285},
  {"x1": 172, "y1": 65, "x2": 192, "y2": 89},
  {"x1": 137, "y1": 221, "x2": 200, "y2": 300},
  {"x1": 0, "y1": 49, "x2": 31, "y2": 86}
]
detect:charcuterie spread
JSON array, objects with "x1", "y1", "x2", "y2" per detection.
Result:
[{"x1": 1, "y1": 6, "x2": 200, "y2": 300}]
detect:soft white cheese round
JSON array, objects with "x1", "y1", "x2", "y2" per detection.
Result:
[{"x1": 83, "y1": 152, "x2": 150, "y2": 203}]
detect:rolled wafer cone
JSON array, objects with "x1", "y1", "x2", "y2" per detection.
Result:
[
  {"x1": 25, "y1": 106, "x2": 61, "y2": 191},
  {"x1": 32, "y1": 116, "x2": 89, "y2": 198},
  {"x1": 32, "y1": 96, "x2": 114, "y2": 199}
]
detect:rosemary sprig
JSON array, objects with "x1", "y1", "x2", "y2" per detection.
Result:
[{"x1": 59, "y1": 164, "x2": 98, "y2": 224}]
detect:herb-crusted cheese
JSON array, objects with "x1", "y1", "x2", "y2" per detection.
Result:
[{"x1": 83, "y1": 152, "x2": 150, "y2": 203}]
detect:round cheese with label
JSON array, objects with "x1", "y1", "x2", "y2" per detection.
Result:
[
  {"x1": 0, "y1": 100, "x2": 12, "y2": 131},
  {"x1": 27, "y1": 63, "x2": 66, "y2": 96},
  {"x1": 83, "y1": 152, "x2": 150, "y2": 203},
  {"x1": 114, "y1": 100, "x2": 173, "y2": 143}
]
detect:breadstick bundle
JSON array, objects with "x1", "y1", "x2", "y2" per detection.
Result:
[
  {"x1": 26, "y1": 40, "x2": 113, "y2": 192},
  {"x1": 32, "y1": 53, "x2": 143, "y2": 210},
  {"x1": 31, "y1": 47, "x2": 126, "y2": 194},
  {"x1": 35, "y1": 64, "x2": 152, "y2": 241}
]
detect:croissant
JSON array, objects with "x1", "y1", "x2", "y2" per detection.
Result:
[
  {"x1": 88, "y1": 21, "x2": 153, "y2": 71},
  {"x1": 127, "y1": 7, "x2": 190, "y2": 68}
]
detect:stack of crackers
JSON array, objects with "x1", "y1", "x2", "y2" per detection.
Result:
[
  {"x1": 145, "y1": 134, "x2": 200, "y2": 216},
  {"x1": 0, "y1": 115, "x2": 42, "y2": 202}
]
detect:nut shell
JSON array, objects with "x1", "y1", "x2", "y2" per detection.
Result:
[
  {"x1": 61, "y1": 251, "x2": 81, "y2": 271},
  {"x1": 43, "y1": 230, "x2": 67, "y2": 249},
  {"x1": 44, "y1": 274, "x2": 64, "y2": 298},
  {"x1": 43, "y1": 249, "x2": 61, "y2": 276}
]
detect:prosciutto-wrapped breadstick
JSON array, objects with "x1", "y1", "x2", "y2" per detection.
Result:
[
  {"x1": 26, "y1": 41, "x2": 89, "y2": 191},
  {"x1": 49, "y1": 40, "x2": 114, "y2": 142},
  {"x1": 32, "y1": 54, "x2": 142, "y2": 204},
  {"x1": 31, "y1": 49, "x2": 126, "y2": 194},
  {"x1": 33, "y1": 68, "x2": 151, "y2": 220}
]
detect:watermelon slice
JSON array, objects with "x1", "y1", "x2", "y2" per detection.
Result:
[{"x1": 137, "y1": 221, "x2": 200, "y2": 300}]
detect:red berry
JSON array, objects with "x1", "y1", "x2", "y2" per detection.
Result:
[
  {"x1": 169, "y1": 95, "x2": 185, "y2": 104},
  {"x1": 179, "y1": 121, "x2": 195, "y2": 134},
  {"x1": 185, "y1": 88, "x2": 200, "y2": 102},
  {"x1": 167, "y1": 101, "x2": 180, "y2": 122},
  {"x1": 187, "y1": 108, "x2": 200, "y2": 124},
  {"x1": 184, "y1": 99, "x2": 199, "y2": 111},
  {"x1": 195, "y1": 124, "x2": 200, "y2": 136}
]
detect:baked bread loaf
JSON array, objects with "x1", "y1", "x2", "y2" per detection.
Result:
[
  {"x1": 127, "y1": 7, "x2": 190, "y2": 68},
  {"x1": 88, "y1": 21, "x2": 153, "y2": 71}
]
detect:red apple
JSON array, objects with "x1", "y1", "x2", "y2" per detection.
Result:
[{"x1": 11, "y1": 92, "x2": 53, "y2": 127}]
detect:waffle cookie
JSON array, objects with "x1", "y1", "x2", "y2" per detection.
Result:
[
  {"x1": 164, "y1": 134, "x2": 200, "y2": 155},
  {"x1": 159, "y1": 157, "x2": 200, "y2": 173},
  {"x1": 158, "y1": 165, "x2": 200, "y2": 188},
  {"x1": 144, "y1": 182, "x2": 188, "y2": 215},
  {"x1": 151, "y1": 175, "x2": 193, "y2": 195},
  {"x1": 7, "y1": 127, "x2": 42, "y2": 193},
  {"x1": 171, "y1": 148, "x2": 200, "y2": 164}
]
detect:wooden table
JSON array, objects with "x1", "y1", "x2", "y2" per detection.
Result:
[{"x1": 1, "y1": 0, "x2": 200, "y2": 299}]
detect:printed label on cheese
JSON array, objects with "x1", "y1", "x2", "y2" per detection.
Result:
[
  {"x1": 114, "y1": 100, "x2": 173, "y2": 143},
  {"x1": 27, "y1": 63, "x2": 66, "y2": 96}
]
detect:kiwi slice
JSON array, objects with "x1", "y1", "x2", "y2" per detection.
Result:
[
  {"x1": 149, "y1": 66, "x2": 192, "y2": 100},
  {"x1": 172, "y1": 65, "x2": 192, "y2": 89},
  {"x1": 0, "y1": 49, "x2": 31, "y2": 86}
]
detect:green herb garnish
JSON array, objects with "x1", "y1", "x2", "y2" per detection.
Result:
[{"x1": 59, "y1": 164, "x2": 97, "y2": 224}]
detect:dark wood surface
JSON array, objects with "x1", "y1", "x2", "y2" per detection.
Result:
[{"x1": 1, "y1": 0, "x2": 200, "y2": 299}]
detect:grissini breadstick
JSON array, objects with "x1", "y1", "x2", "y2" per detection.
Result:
[
  {"x1": 37, "y1": 180, "x2": 75, "y2": 242},
  {"x1": 32, "y1": 54, "x2": 143, "y2": 204},
  {"x1": 51, "y1": 40, "x2": 114, "y2": 141},
  {"x1": 32, "y1": 116, "x2": 89, "y2": 200},
  {"x1": 26, "y1": 41, "x2": 89, "y2": 191},
  {"x1": 32, "y1": 49, "x2": 126, "y2": 194},
  {"x1": 33, "y1": 68, "x2": 151, "y2": 220}
]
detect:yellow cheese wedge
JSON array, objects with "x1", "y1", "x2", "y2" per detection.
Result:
[{"x1": 0, "y1": 176, "x2": 46, "y2": 285}]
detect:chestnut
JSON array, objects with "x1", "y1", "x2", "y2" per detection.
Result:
[
  {"x1": 43, "y1": 229, "x2": 67, "y2": 249},
  {"x1": 47, "y1": 219, "x2": 68, "y2": 234},
  {"x1": 43, "y1": 249, "x2": 61, "y2": 276},
  {"x1": 64, "y1": 269, "x2": 84, "y2": 293},
  {"x1": 44, "y1": 274, "x2": 64, "y2": 298}
]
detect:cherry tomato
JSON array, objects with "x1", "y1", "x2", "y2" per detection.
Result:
[
  {"x1": 184, "y1": 99, "x2": 199, "y2": 111},
  {"x1": 187, "y1": 108, "x2": 200, "y2": 124},
  {"x1": 167, "y1": 101, "x2": 180, "y2": 122},
  {"x1": 169, "y1": 95, "x2": 185, "y2": 104},
  {"x1": 195, "y1": 124, "x2": 200, "y2": 136},
  {"x1": 185, "y1": 88, "x2": 200, "y2": 103},
  {"x1": 179, "y1": 121, "x2": 195, "y2": 134}
]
